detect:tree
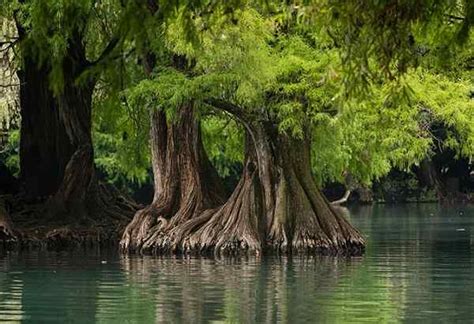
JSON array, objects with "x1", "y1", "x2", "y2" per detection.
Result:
[
  {"x1": 0, "y1": 0, "x2": 139, "y2": 241},
  {"x1": 120, "y1": 9, "x2": 366, "y2": 254}
]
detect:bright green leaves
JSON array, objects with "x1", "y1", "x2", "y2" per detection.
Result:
[
  {"x1": 124, "y1": 69, "x2": 191, "y2": 121},
  {"x1": 129, "y1": 8, "x2": 277, "y2": 116},
  {"x1": 92, "y1": 91, "x2": 150, "y2": 185},
  {"x1": 268, "y1": 35, "x2": 339, "y2": 138},
  {"x1": 202, "y1": 115, "x2": 244, "y2": 178},
  {"x1": 406, "y1": 70, "x2": 474, "y2": 159},
  {"x1": 190, "y1": 9, "x2": 275, "y2": 108},
  {"x1": 4, "y1": 0, "x2": 472, "y2": 192},
  {"x1": 317, "y1": 0, "x2": 474, "y2": 97}
]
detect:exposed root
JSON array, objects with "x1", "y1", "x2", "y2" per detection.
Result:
[
  {"x1": 183, "y1": 166, "x2": 263, "y2": 255},
  {"x1": 120, "y1": 205, "x2": 168, "y2": 251},
  {"x1": 131, "y1": 162, "x2": 264, "y2": 256},
  {"x1": 0, "y1": 179, "x2": 137, "y2": 252},
  {"x1": 267, "y1": 136, "x2": 365, "y2": 255},
  {"x1": 267, "y1": 170, "x2": 336, "y2": 254},
  {"x1": 120, "y1": 107, "x2": 366, "y2": 257},
  {"x1": 120, "y1": 104, "x2": 227, "y2": 254}
]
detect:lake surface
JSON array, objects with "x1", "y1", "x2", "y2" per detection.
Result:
[{"x1": 1, "y1": 204, "x2": 474, "y2": 323}]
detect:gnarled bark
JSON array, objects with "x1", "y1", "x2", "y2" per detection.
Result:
[
  {"x1": 122, "y1": 106, "x2": 365, "y2": 255},
  {"x1": 120, "y1": 105, "x2": 226, "y2": 252},
  {"x1": 159, "y1": 137, "x2": 265, "y2": 255},
  {"x1": 266, "y1": 131, "x2": 364, "y2": 254},
  {"x1": 204, "y1": 121, "x2": 363, "y2": 254},
  {"x1": 11, "y1": 26, "x2": 136, "y2": 243},
  {"x1": 44, "y1": 30, "x2": 96, "y2": 218}
]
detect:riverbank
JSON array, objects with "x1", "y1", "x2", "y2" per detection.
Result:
[{"x1": 0, "y1": 192, "x2": 134, "y2": 251}]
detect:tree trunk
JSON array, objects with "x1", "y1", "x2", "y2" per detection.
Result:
[
  {"x1": 120, "y1": 104, "x2": 226, "y2": 251},
  {"x1": 266, "y1": 129, "x2": 364, "y2": 254},
  {"x1": 16, "y1": 30, "x2": 136, "y2": 230},
  {"x1": 127, "y1": 115, "x2": 365, "y2": 255},
  {"x1": 162, "y1": 134, "x2": 265, "y2": 254},
  {"x1": 42, "y1": 31, "x2": 96, "y2": 219},
  {"x1": 18, "y1": 59, "x2": 73, "y2": 199}
]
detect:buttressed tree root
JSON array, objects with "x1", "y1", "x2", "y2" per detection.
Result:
[
  {"x1": 120, "y1": 105, "x2": 226, "y2": 252},
  {"x1": 121, "y1": 108, "x2": 365, "y2": 255}
]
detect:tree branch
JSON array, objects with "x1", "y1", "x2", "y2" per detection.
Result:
[
  {"x1": 204, "y1": 98, "x2": 247, "y2": 120},
  {"x1": 86, "y1": 36, "x2": 120, "y2": 68},
  {"x1": 331, "y1": 190, "x2": 351, "y2": 206}
]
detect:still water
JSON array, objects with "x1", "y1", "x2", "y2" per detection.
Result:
[{"x1": 1, "y1": 204, "x2": 474, "y2": 323}]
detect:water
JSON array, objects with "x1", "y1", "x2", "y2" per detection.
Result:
[{"x1": 1, "y1": 204, "x2": 474, "y2": 323}]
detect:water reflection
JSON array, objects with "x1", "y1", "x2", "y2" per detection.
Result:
[
  {"x1": 114, "y1": 256, "x2": 361, "y2": 323},
  {"x1": 0, "y1": 204, "x2": 473, "y2": 323},
  {"x1": 0, "y1": 256, "x2": 24, "y2": 322}
]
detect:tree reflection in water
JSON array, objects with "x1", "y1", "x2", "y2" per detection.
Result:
[{"x1": 117, "y1": 254, "x2": 362, "y2": 323}]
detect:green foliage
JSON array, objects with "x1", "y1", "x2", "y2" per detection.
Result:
[
  {"x1": 92, "y1": 91, "x2": 150, "y2": 185},
  {"x1": 406, "y1": 70, "x2": 474, "y2": 158},
  {"x1": 267, "y1": 35, "x2": 339, "y2": 138},
  {"x1": 2, "y1": 129, "x2": 20, "y2": 176},
  {"x1": 2, "y1": 1, "x2": 473, "y2": 193},
  {"x1": 201, "y1": 115, "x2": 244, "y2": 177},
  {"x1": 133, "y1": 6, "x2": 474, "y2": 188},
  {"x1": 317, "y1": 0, "x2": 474, "y2": 96}
]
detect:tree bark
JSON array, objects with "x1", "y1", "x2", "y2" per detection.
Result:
[
  {"x1": 16, "y1": 28, "x2": 135, "y2": 230},
  {"x1": 120, "y1": 104, "x2": 226, "y2": 251},
  {"x1": 125, "y1": 110, "x2": 365, "y2": 255},
  {"x1": 265, "y1": 129, "x2": 364, "y2": 254},
  {"x1": 40, "y1": 31, "x2": 96, "y2": 219},
  {"x1": 162, "y1": 134, "x2": 265, "y2": 254},
  {"x1": 18, "y1": 58, "x2": 74, "y2": 199}
]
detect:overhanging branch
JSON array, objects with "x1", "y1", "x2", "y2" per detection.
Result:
[
  {"x1": 86, "y1": 36, "x2": 120, "y2": 68},
  {"x1": 204, "y1": 98, "x2": 247, "y2": 119}
]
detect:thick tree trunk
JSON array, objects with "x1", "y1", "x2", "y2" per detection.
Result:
[
  {"x1": 120, "y1": 104, "x2": 226, "y2": 251},
  {"x1": 163, "y1": 135, "x2": 265, "y2": 254},
  {"x1": 47, "y1": 80, "x2": 95, "y2": 217},
  {"x1": 126, "y1": 114, "x2": 365, "y2": 255},
  {"x1": 266, "y1": 129, "x2": 364, "y2": 254},
  {"x1": 18, "y1": 59, "x2": 73, "y2": 199},
  {"x1": 42, "y1": 31, "x2": 96, "y2": 219},
  {"x1": 16, "y1": 30, "x2": 135, "y2": 231}
]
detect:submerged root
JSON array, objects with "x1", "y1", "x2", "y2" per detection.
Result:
[
  {"x1": 43, "y1": 226, "x2": 121, "y2": 249},
  {"x1": 121, "y1": 162, "x2": 364, "y2": 256}
]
